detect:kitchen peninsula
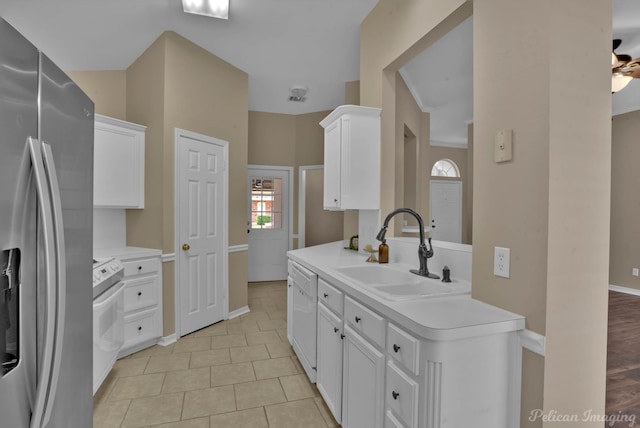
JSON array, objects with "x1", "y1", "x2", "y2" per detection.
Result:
[{"x1": 287, "y1": 240, "x2": 525, "y2": 428}]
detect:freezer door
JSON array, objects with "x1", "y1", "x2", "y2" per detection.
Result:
[
  {"x1": 38, "y1": 53, "x2": 94, "y2": 427},
  {"x1": 0, "y1": 18, "x2": 40, "y2": 428}
]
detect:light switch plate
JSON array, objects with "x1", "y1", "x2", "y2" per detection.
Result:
[
  {"x1": 494, "y1": 246, "x2": 510, "y2": 278},
  {"x1": 494, "y1": 129, "x2": 513, "y2": 163}
]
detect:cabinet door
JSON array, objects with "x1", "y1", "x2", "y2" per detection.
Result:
[
  {"x1": 94, "y1": 115, "x2": 145, "y2": 208},
  {"x1": 317, "y1": 302, "x2": 343, "y2": 423},
  {"x1": 342, "y1": 325, "x2": 385, "y2": 428},
  {"x1": 323, "y1": 118, "x2": 342, "y2": 209}
]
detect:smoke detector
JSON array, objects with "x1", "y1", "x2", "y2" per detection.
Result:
[{"x1": 289, "y1": 86, "x2": 307, "y2": 102}]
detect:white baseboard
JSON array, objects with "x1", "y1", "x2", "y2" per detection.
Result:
[
  {"x1": 158, "y1": 333, "x2": 177, "y2": 347},
  {"x1": 518, "y1": 329, "x2": 546, "y2": 356},
  {"x1": 228, "y1": 305, "x2": 250, "y2": 319},
  {"x1": 609, "y1": 284, "x2": 640, "y2": 297}
]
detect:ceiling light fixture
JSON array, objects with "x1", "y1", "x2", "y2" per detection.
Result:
[
  {"x1": 182, "y1": 0, "x2": 229, "y2": 20},
  {"x1": 611, "y1": 39, "x2": 640, "y2": 93},
  {"x1": 289, "y1": 86, "x2": 308, "y2": 102},
  {"x1": 612, "y1": 73, "x2": 633, "y2": 93}
]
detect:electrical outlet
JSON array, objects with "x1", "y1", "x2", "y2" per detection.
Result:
[
  {"x1": 494, "y1": 247, "x2": 510, "y2": 278},
  {"x1": 633, "y1": 268, "x2": 639, "y2": 277}
]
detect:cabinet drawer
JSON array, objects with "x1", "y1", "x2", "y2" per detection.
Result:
[
  {"x1": 124, "y1": 308, "x2": 160, "y2": 347},
  {"x1": 318, "y1": 279, "x2": 343, "y2": 315},
  {"x1": 387, "y1": 323, "x2": 420, "y2": 376},
  {"x1": 123, "y1": 257, "x2": 159, "y2": 277},
  {"x1": 386, "y1": 362, "x2": 419, "y2": 428},
  {"x1": 123, "y1": 276, "x2": 158, "y2": 313},
  {"x1": 344, "y1": 296, "x2": 385, "y2": 348}
]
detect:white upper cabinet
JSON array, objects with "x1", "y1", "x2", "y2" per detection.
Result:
[
  {"x1": 320, "y1": 105, "x2": 381, "y2": 211},
  {"x1": 94, "y1": 114, "x2": 146, "y2": 208}
]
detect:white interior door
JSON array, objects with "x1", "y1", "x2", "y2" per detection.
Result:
[
  {"x1": 429, "y1": 180, "x2": 462, "y2": 243},
  {"x1": 176, "y1": 130, "x2": 228, "y2": 336},
  {"x1": 248, "y1": 167, "x2": 290, "y2": 282}
]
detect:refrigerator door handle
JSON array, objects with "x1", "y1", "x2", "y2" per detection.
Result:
[
  {"x1": 40, "y1": 142, "x2": 66, "y2": 426},
  {"x1": 27, "y1": 137, "x2": 64, "y2": 428}
]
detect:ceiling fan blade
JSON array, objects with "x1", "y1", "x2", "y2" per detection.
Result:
[
  {"x1": 616, "y1": 54, "x2": 632, "y2": 64},
  {"x1": 614, "y1": 39, "x2": 622, "y2": 51}
]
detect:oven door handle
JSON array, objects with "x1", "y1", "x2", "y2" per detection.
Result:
[{"x1": 93, "y1": 281, "x2": 125, "y2": 309}]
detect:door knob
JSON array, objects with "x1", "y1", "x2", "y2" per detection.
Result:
[{"x1": 182, "y1": 243, "x2": 190, "y2": 251}]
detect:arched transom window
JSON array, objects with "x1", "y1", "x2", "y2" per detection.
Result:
[{"x1": 431, "y1": 159, "x2": 460, "y2": 178}]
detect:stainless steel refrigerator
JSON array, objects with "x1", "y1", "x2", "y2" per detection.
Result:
[{"x1": 0, "y1": 18, "x2": 94, "y2": 427}]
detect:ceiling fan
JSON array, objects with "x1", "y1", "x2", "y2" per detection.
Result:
[{"x1": 612, "y1": 39, "x2": 640, "y2": 93}]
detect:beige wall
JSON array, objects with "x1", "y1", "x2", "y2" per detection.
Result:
[
  {"x1": 305, "y1": 169, "x2": 344, "y2": 247},
  {"x1": 361, "y1": 1, "x2": 612, "y2": 426},
  {"x1": 248, "y1": 112, "x2": 296, "y2": 166},
  {"x1": 67, "y1": 70, "x2": 127, "y2": 120},
  {"x1": 610, "y1": 110, "x2": 640, "y2": 290},
  {"x1": 341, "y1": 80, "x2": 361, "y2": 240},
  {"x1": 474, "y1": 1, "x2": 611, "y2": 425},
  {"x1": 122, "y1": 31, "x2": 250, "y2": 334},
  {"x1": 248, "y1": 110, "x2": 331, "y2": 250},
  {"x1": 395, "y1": 73, "x2": 430, "y2": 235}
]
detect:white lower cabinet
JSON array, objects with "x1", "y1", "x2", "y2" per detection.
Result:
[
  {"x1": 118, "y1": 253, "x2": 163, "y2": 357},
  {"x1": 316, "y1": 302, "x2": 343, "y2": 423},
  {"x1": 297, "y1": 268, "x2": 522, "y2": 428},
  {"x1": 342, "y1": 324, "x2": 385, "y2": 428}
]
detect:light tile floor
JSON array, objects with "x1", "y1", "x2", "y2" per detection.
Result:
[{"x1": 94, "y1": 281, "x2": 340, "y2": 428}]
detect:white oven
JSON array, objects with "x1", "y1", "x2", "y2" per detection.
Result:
[{"x1": 92, "y1": 257, "x2": 125, "y2": 394}]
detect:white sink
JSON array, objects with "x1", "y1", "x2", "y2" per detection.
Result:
[
  {"x1": 334, "y1": 265, "x2": 422, "y2": 286},
  {"x1": 333, "y1": 264, "x2": 470, "y2": 301}
]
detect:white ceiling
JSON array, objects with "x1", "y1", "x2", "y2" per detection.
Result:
[
  {"x1": 0, "y1": 0, "x2": 377, "y2": 115},
  {"x1": 399, "y1": 0, "x2": 640, "y2": 147},
  {"x1": 399, "y1": 16, "x2": 473, "y2": 147}
]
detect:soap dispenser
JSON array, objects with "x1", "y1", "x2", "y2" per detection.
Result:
[
  {"x1": 442, "y1": 266, "x2": 451, "y2": 283},
  {"x1": 378, "y1": 240, "x2": 389, "y2": 264}
]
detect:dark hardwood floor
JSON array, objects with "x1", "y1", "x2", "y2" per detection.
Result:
[{"x1": 606, "y1": 290, "x2": 640, "y2": 426}]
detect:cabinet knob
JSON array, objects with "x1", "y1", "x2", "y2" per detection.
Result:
[
  {"x1": 334, "y1": 327, "x2": 339, "y2": 333},
  {"x1": 340, "y1": 334, "x2": 345, "y2": 340},
  {"x1": 323, "y1": 293, "x2": 328, "y2": 299},
  {"x1": 138, "y1": 291, "x2": 142, "y2": 297},
  {"x1": 138, "y1": 326, "x2": 142, "y2": 331},
  {"x1": 392, "y1": 391, "x2": 400, "y2": 400},
  {"x1": 138, "y1": 266, "x2": 142, "y2": 270},
  {"x1": 393, "y1": 344, "x2": 400, "y2": 353},
  {"x1": 355, "y1": 316, "x2": 361, "y2": 323},
  {"x1": 334, "y1": 198, "x2": 338, "y2": 203},
  {"x1": 182, "y1": 243, "x2": 190, "y2": 251}
]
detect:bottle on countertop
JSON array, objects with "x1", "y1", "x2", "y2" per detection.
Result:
[{"x1": 378, "y1": 240, "x2": 389, "y2": 264}]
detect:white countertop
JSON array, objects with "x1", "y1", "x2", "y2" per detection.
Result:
[
  {"x1": 94, "y1": 246, "x2": 162, "y2": 261},
  {"x1": 288, "y1": 241, "x2": 525, "y2": 341}
]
